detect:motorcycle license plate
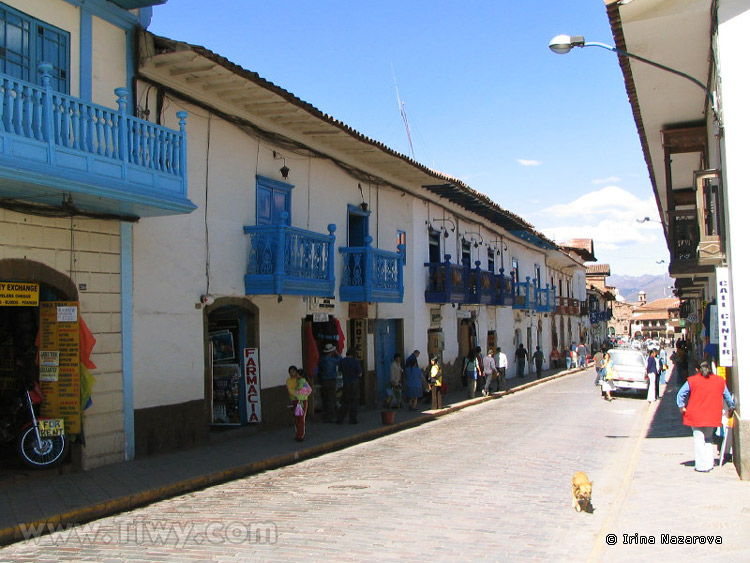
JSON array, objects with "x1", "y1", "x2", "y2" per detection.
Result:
[{"x1": 39, "y1": 419, "x2": 65, "y2": 437}]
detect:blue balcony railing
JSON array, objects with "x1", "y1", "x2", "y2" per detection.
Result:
[
  {"x1": 467, "y1": 261, "x2": 494, "y2": 305},
  {"x1": 244, "y1": 213, "x2": 336, "y2": 297},
  {"x1": 535, "y1": 284, "x2": 555, "y2": 313},
  {"x1": 425, "y1": 258, "x2": 515, "y2": 306},
  {"x1": 590, "y1": 309, "x2": 613, "y2": 324},
  {"x1": 513, "y1": 276, "x2": 534, "y2": 310},
  {"x1": 425, "y1": 256, "x2": 469, "y2": 304},
  {"x1": 340, "y1": 237, "x2": 404, "y2": 303},
  {"x1": 492, "y1": 269, "x2": 514, "y2": 307},
  {"x1": 0, "y1": 64, "x2": 193, "y2": 217}
]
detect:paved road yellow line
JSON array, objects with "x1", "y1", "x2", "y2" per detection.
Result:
[{"x1": 586, "y1": 401, "x2": 655, "y2": 563}]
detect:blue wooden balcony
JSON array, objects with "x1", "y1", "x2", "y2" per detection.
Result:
[
  {"x1": 244, "y1": 213, "x2": 336, "y2": 297},
  {"x1": 590, "y1": 309, "x2": 613, "y2": 324},
  {"x1": 512, "y1": 277, "x2": 535, "y2": 310},
  {"x1": 340, "y1": 237, "x2": 404, "y2": 303},
  {"x1": 0, "y1": 65, "x2": 194, "y2": 219},
  {"x1": 535, "y1": 284, "x2": 555, "y2": 313},
  {"x1": 492, "y1": 269, "x2": 514, "y2": 307},
  {"x1": 467, "y1": 262, "x2": 495, "y2": 305},
  {"x1": 425, "y1": 256, "x2": 467, "y2": 304},
  {"x1": 425, "y1": 257, "x2": 507, "y2": 305}
]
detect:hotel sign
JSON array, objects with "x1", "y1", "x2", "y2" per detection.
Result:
[{"x1": 716, "y1": 267, "x2": 733, "y2": 367}]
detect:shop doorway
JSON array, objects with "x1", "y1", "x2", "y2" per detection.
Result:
[
  {"x1": 374, "y1": 319, "x2": 401, "y2": 404},
  {"x1": 0, "y1": 271, "x2": 76, "y2": 470},
  {"x1": 207, "y1": 303, "x2": 258, "y2": 426}
]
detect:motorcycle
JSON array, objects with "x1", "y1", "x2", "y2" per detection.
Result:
[{"x1": 0, "y1": 380, "x2": 69, "y2": 469}]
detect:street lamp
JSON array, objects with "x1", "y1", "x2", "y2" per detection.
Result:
[
  {"x1": 636, "y1": 216, "x2": 662, "y2": 225},
  {"x1": 548, "y1": 35, "x2": 719, "y2": 122}
]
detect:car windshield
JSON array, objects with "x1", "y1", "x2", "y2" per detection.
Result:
[{"x1": 608, "y1": 350, "x2": 646, "y2": 368}]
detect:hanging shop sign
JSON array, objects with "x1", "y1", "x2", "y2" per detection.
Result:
[
  {"x1": 716, "y1": 267, "x2": 733, "y2": 367},
  {"x1": 38, "y1": 302, "x2": 81, "y2": 434},
  {"x1": 244, "y1": 347, "x2": 262, "y2": 423},
  {"x1": 307, "y1": 296, "x2": 336, "y2": 312},
  {"x1": 348, "y1": 302, "x2": 369, "y2": 319},
  {"x1": 0, "y1": 282, "x2": 39, "y2": 306}
]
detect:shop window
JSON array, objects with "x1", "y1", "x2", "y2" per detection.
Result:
[
  {"x1": 0, "y1": 4, "x2": 69, "y2": 93},
  {"x1": 256, "y1": 175, "x2": 292, "y2": 226}
]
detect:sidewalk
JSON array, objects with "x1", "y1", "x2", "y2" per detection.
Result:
[
  {"x1": 0, "y1": 364, "x2": 577, "y2": 545},
  {"x1": 595, "y1": 370, "x2": 750, "y2": 561}
]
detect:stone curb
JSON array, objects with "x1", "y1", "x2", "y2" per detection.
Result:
[{"x1": 0, "y1": 366, "x2": 584, "y2": 545}]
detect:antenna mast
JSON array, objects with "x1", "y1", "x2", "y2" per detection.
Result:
[{"x1": 392, "y1": 68, "x2": 415, "y2": 159}]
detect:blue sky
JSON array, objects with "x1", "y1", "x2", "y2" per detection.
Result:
[{"x1": 149, "y1": 0, "x2": 669, "y2": 278}]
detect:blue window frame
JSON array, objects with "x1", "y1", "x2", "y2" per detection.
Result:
[
  {"x1": 511, "y1": 258, "x2": 519, "y2": 284},
  {"x1": 396, "y1": 230, "x2": 406, "y2": 265},
  {"x1": 256, "y1": 175, "x2": 292, "y2": 225},
  {"x1": 0, "y1": 3, "x2": 69, "y2": 93},
  {"x1": 487, "y1": 248, "x2": 495, "y2": 273},
  {"x1": 347, "y1": 204, "x2": 370, "y2": 247}
]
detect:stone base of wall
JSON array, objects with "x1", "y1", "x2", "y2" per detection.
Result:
[
  {"x1": 134, "y1": 400, "x2": 209, "y2": 458},
  {"x1": 733, "y1": 416, "x2": 750, "y2": 480}
]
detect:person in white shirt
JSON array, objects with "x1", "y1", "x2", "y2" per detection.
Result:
[
  {"x1": 494, "y1": 347, "x2": 509, "y2": 391},
  {"x1": 388, "y1": 353, "x2": 403, "y2": 408},
  {"x1": 483, "y1": 347, "x2": 498, "y2": 395}
]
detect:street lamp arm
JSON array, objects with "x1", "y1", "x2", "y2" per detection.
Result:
[
  {"x1": 549, "y1": 35, "x2": 718, "y2": 121},
  {"x1": 583, "y1": 42, "x2": 711, "y2": 99}
]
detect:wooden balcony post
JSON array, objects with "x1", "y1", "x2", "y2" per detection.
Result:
[
  {"x1": 115, "y1": 88, "x2": 129, "y2": 163},
  {"x1": 274, "y1": 212, "x2": 289, "y2": 295},
  {"x1": 327, "y1": 224, "x2": 336, "y2": 295},
  {"x1": 38, "y1": 63, "x2": 55, "y2": 164},
  {"x1": 364, "y1": 236, "x2": 374, "y2": 302}
]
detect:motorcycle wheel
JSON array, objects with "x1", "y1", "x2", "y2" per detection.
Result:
[{"x1": 17, "y1": 426, "x2": 69, "y2": 469}]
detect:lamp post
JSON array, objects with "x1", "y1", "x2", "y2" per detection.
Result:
[{"x1": 548, "y1": 35, "x2": 720, "y2": 124}]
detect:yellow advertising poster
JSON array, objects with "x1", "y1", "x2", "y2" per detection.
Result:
[
  {"x1": 0, "y1": 282, "x2": 39, "y2": 306},
  {"x1": 38, "y1": 302, "x2": 81, "y2": 434}
]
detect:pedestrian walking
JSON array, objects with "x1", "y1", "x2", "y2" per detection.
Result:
[
  {"x1": 337, "y1": 348, "x2": 362, "y2": 424},
  {"x1": 317, "y1": 343, "x2": 340, "y2": 422},
  {"x1": 577, "y1": 342, "x2": 587, "y2": 368},
  {"x1": 428, "y1": 355, "x2": 443, "y2": 409},
  {"x1": 515, "y1": 344, "x2": 528, "y2": 379},
  {"x1": 474, "y1": 346, "x2": 486, "y2": 394},
  {"x1": 482, "y1": 347, "x2": 498, "y2": 395},
  {"x1": 494, "y1": 347, "x2": 508, "y2": 391},
  {"x1": 404, "y1": 350, "x2": 423, "y2": 411},
  {"x1": 286, "y1": 366, "x2": 312, "y2": 441},
  {"x1": 599, "y1": 352, "x2": 615, "y2": 401},
  {"x1": 550, "y1": 345, "x2": 561, "y2": 369},
  {"x1": 676, "y1": 361, "x2": 735, "y2": 472},
  {"x1": 646, "y1": 347, "x2": 660, "y2": 402},
  {"x1": 462, "y1": 348, "x2": 480, "y2": 398},
  {"x1": 387, "y1": 352, "x2": 403, "y2": 409},
  {"x1": 532, "y1": 346, "x2": 545, "y2": 379},
  {"x1": 659, "y1": 347, "x2": 669, "y2": 384}
]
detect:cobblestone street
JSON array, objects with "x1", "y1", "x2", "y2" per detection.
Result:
[{"x1": 1, "y1": 370, "x2": 748, "y2": 562}]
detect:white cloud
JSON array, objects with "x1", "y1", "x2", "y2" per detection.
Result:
[
  {"x1": 517, "y1": 159, "x2": 541, "y2": 166},
  {"x1": 540, "y1": 185, "x2": 655, "y2": 222},
  {"x1": 592, "y1": 176, "x2": 621, "y2": 184}
]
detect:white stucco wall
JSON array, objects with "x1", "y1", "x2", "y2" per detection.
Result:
[
  {"x1": 91, "y1": 16, "x2": 127, "y2": 109},
  {"x1": 718, "y1": 0, "x2": 750, "y2": 409}
]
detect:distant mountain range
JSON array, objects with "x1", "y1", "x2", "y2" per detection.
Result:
[{"x1": 607, "y1": 273, "x2": 676, "y2": 304}]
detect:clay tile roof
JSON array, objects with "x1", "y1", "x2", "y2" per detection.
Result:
[{"x1": 586, "y1": 264, "x2": 611, "y2": 276}]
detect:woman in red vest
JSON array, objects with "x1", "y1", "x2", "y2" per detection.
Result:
[{"x1": 676, "y1": 361, "x2": 735, "y2": 472}]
